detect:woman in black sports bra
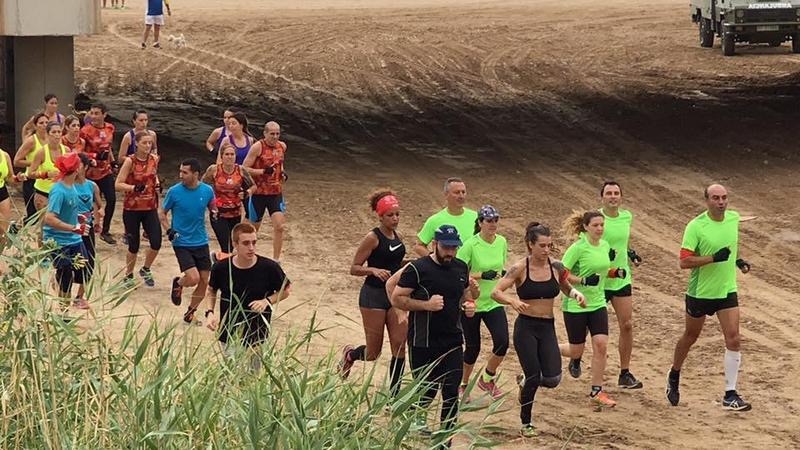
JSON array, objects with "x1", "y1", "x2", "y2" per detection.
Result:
[
  {"x1": 492, "y1": 222, "x2": 586, "y2": 438},
  {"x1": 337, "y1": 189, "x2": 408, "y2": 400}
]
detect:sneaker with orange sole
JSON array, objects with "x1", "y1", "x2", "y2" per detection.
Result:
[{"x1": 590, "y1": 390, "x2": 617, "y2": 408}]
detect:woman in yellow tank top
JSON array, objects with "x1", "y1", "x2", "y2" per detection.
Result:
[
  {"x1": 30, "y1": 122, "x2": 69, "y2": 211},
  {"x1": 0, "y1": 145, "x2": 23, "y2": 243},
  {"x1": 14, "y1": 112, "x2": 49, "y2": 223}
]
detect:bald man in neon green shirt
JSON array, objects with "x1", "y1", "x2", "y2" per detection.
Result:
[
  {"x1": 667, "y1": 184, "x2": 752, "y2": 412},
  {"x1": 414, "y1": 177, "x2": 477, "y2": 258}
]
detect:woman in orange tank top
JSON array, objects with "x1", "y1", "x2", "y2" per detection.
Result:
[
  {"x1": 61, "y1": 115, "x2": 86, "y2": 154},
  {"x1": 114, "y1": 131, "x2": 162, "y2": 287},
  {"x1": 202, "y1": 142, "x2": 255, "y2": 261}
]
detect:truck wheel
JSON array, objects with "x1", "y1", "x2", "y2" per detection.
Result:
[
  {"x1": 699, "y1": 18, "x2": 714, "y2": 48},
  {"x1": 722, "y1": 32, "x2": 735, "y2": 56},
  {"x1": 793, "y1": 35, "x2": 800, "y2": 53}
]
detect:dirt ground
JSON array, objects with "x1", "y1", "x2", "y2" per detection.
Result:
[{"x1": 21, "y1": 0, "x2": 797, "y2": 447}]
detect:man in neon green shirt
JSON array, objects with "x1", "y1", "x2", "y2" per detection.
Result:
[
  {"x1": 599, "y1": 181, "x2": 644, "y2": 390},
  {"x1": 414, "y1": 177, "x2": 477, "y2": 258},
  {"x1": 667, "y1": 184, "x2": 752, "y2": 412}
]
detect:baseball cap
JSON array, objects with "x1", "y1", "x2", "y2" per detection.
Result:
[
  {"x1": 434, "y1": 224, "x2": 462, "y2": 247},
  {"x1": 478, "y1": 204, "x2": 500, "y2": 220}
]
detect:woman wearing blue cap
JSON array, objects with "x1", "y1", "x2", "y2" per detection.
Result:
[{"x1": 456, "y1": 204, "x2": 509, "y2": 402}]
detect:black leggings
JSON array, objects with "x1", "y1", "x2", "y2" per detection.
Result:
[
  {"x1": 513, "y1": 315, "x2": 562, "y2": 425},
  {"x1": 123, "y1": 209, "x2": 162, "y2": 253},
  {"x1": 210, "y1": 215, "x2": 241, "y2": 254},
  {"x1": 22, "y1": 179, "x2": 36, "y2": 223},
  {"x1": 409, "y1": 346, "x2": 463, "y2": 440},
  {"x1": 94, "y1": 175, "x2": 116, "y2": 234},
  {"x1": 74, "y1": 232, "x2": 96, "y2": 284},
  {"x1": 462, "y1": 307, "x2": 509, "y2": 365}
]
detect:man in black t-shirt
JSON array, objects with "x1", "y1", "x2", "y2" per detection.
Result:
[
  {"x1": 205, "y1": 222, "x2": 291, "y2": 371},
  {"x1": 391, "y1": 224, "x2": 477, "y2": 447}
]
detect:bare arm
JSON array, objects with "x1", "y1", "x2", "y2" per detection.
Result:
[
  {"x1": 390, "y1": 286, "x2": 437, "y2": 312},
  {"x1": 385, "y1": 262, "x2": 411, "y2": 299},
  {"x1": 350, "y1": 232, "x2": 383, "y2": 277},
  {"x1": 13, "y1": 137, "x2": 35, "y2": 169},
  {"x1": 21, "y1": 116, "x2": 35, "y2": 138},
  {"x1": 158, "y1": 208, "x2": 170, "y2": 231},
  {"x1": 114, "y1": 158, "x2": 135, "y2": 192},
  {"x1": 29, "y1": 151, "x2": 47, "y2": 177},
  {"x1": 205, "y1": 127, "x2": 221, "y2": 153},
  {"x1": 151, "y1": 130, "x2": 159, "y2": 155},
  {"x1": 201, "y1": 165, "x2": 217, "y2": 185},
  {"x1": 679, "y1": 255, "x2": 714, "y2": 269},
  {"x1": 240, "y1": 169, "x2": 257, "y2": 196},
  {"x1": 92, "y1": 182, "x2": 104, "y2": 224},
  {"x1": 412, "y1": 238, "x2": 430, "y2": 258},
  {"x1": 117, "y1": 132, "x2": 131, "y2": 163},
  {"x1": 242, "y1": 141, "x2": 265, "y2": 175}
]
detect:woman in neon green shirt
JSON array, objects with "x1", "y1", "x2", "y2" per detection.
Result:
[
  {"x1": 13, "y1": 112, "x2": 49, "y2": 223},
  {"x1": 560, "y1": 210, "x2": 627, "y2": 409},
  {"x1": 29, "y1": 122, "x2": 69, "y2": 211},
  {"x1": 456, "y1": 205, "x2": 508, "y2": 401}
]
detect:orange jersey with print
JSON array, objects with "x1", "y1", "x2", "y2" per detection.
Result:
[
  {"x1": 123, "y1": 154, "x2": 159, "y2": 211},
  {"x1": 252, "y1": 139, "x2": 286, "y2": 195},
  {"x1": 214, "y1": 165, "x2": 248, "y2": 218},
  {"x1": 80, "y1": 122, "x2": 116, "y2": 180},
  {"x1": 62, "y1": 136, "x2": 86, "y2": 153}
]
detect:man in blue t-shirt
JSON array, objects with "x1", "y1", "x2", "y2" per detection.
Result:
[
  {"x1": 160, "y1": 158, "x2": 217, "y2": 323},
  {"x1": 141, "y1": 0, "x2": 172, "y2": 49}
]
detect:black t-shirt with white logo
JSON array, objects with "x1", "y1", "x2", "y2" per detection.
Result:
[
  {"x1": 365, "y1": 227, "x2": 405, "y2": 288},
  {"x1": 397, "y1": 256, "x2": 469, "y2": 348}
]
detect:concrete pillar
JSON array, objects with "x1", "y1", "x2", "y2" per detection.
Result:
[{"x1": 11, "y1": 36, "x2": 75, "y2": 149}]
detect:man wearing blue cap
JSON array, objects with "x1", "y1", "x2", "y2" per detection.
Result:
[{"x1": 391, "y1": 224, "x2": 478, "y2": 448}]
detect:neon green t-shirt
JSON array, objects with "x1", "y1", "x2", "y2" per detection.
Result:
[
  {"x1": 681, "y1": 210, "x2": 740, "y2": 300},
  {"x1": 561, "y1": 235, "x2": 611, "y2": 313},
  {"x1": 457, "y1": 233, "x2": 507, "y2": 312},
  {"x1": 601, "y1": 208, "x2": 633, "y2": 290},
  {"x1": 417, "y1": 207, "x2": 478, "y2": 247}
]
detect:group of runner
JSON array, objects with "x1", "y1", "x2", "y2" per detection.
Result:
[
  {"x1": 339, "y1": 176, "x2": 752, "y2": 444},
  {"x1": 0, "y1": 95, "x2": 753, "y2": 444}
]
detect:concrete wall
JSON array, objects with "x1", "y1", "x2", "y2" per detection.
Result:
[
  {"x1": 0, "y1": 0, "x2": 100, "y2": 36},
  {"x1": 11, "y1": 36, "x2": 75, "y2": 149}
]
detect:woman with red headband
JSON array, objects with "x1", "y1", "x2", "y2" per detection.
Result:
[
  {"x1": 338, "y1": 189, "x2": 408, "y2": 400},
  {"x1": 42, "y1": 152, "x2": 92, "y2": 310}
]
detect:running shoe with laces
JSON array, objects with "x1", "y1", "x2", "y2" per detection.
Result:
[
  {"x1": 568, "y1": 358, "x2": 581, "y2": 378},
  {"x1": 666, "y1": 375, "x2": 680, "y2": 406},
  {"x1": 722, "y1": 391, "x2": 752, "y2": 411},
  {"x1": 520, "y1": 424, "x2": 538, "y2": 438},
  {"x1": 590, "y1": 390, "x2": 617, "y2": 408},
  {"x1": 171, "y1": 277, "x2": 183, "y2": 305},
  {"x1": 337, "y1": 345, "x2": 355, "y2": 379},
  {"x1": 618, "y1": 371, "x2": 644, "y2": 389},
  {"x1": 477, "y1": 377, "x2": 504, "y2": 399},
  {"x1": 139, "y1": 267, "x2": 155, "y2": 287}
]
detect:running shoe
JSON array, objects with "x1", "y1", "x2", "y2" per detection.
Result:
[
  {"x1": 722, "y1": 391, "x2": 752, "y2": 411},
  {"x1": 459, "y1": 384, "x2": 472, "y2": 404},
  {"x1": 568, "y1": 359, "x2": 581, "y2": 378},
  {"x1": 99, "y1": 232, "x2": 117, "y2": 245},
  {"x1": 520, "y1": 424, "x2": 538, "y2": 438},
  {"x1": 666, "y1": 375, "x2": 680, "y2": 406},
  {"x1": 183, "y1": 306, "x2": 197, "y2": 324},
  {"x1": 139, "y1": 267, "x2": 155, "y2": 287},
  {"x1": 153, "y1": 42, "x2": 161, "y2": 49},
  {"x1": 618, "y1": 371, "x2": 644, "y2": 389},
  {"x1": 590, "y1": 390, "x2": 617, "y2": 408},
  {"x1": 477, "y1": 377, "x2": 504, "y2": 399},
  {"x1": 171, "y1": 277, "x2": 183, "y2": 305},
  {"x1": 72, "y1": 297, "x2": 90, "y2": 310},
  {"x1": 141, "y1": 42, "x2": 146, "y2": 50},
  {"x1": 337, "y1": 345, "x2": 354, "y2": 379}
]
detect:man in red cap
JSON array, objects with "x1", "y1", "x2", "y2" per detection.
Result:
[{"x1": 43, "y1": 152, "x2": 93, "y2": 310}]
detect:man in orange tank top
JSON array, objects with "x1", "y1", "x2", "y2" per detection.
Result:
[
  {"x1": 80, "y1": 103, "x2": 118, "y2": 245},
  {"x1": 242, "y1": 121, "x2": 288, "y2": 262}
]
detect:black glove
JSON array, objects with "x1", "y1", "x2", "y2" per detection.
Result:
[
  {"x1": 133, "y1": 183, "x2": 146, "y2": 193},
  {"x1": 501, "y1": 269, "x2": 507, "y2": 277},
  {"x1": 736, "y1": 258, "x2": 751, "y2": 273},
  {"x1": 264, "y1": 165, "x2": 275, "y2": 175},
  {"x1": 627, "y1": 249, "x2": 643, "y2": 265},
  {"x1": 608, "y1": 248, "x2": 617, "y2": 261},
  {"x1": 166, "y1": 228, "x2": 178, "y2": 242},
  {"x1": 282, "y1": 171, "x2": 288, "y2": 182},
  {"x1": 609, "y1": 268, "x2": 627, "y2": 279},
  {"x1": 97, "y1": 150, "x2": 110, "y2": 161},
  {"x1": 712, "y1": 247, "x2": 731, "y2": 263},
  {"x1": 111, "y1": 160, "x2": 120, "y2": 170},
  {"x1": 480, "y1": 270, "x2": 498, "y2": 280},
  {"x1": 581, "y1": 274, "x2": 600, "y2": 286}
]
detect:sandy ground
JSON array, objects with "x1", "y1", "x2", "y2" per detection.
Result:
[{"x1": 9, "y1": 0, "x2": 799, "y2": 447}]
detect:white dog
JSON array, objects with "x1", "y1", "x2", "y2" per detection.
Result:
[{"x1": 167, "y1": 34, "x2": 186, "y2": 48}]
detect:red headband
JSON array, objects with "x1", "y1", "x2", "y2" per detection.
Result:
[{"x1": 375, "y1": 195, "x2": 400, "y2": 216}]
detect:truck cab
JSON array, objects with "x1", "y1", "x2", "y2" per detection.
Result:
[{"x1": 691, "y1": 0, "x2": 800, "y2": 55}]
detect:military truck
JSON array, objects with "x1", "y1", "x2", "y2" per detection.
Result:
[{"x1": 691, "y1": 0, "x2": 800, "y2": 55}]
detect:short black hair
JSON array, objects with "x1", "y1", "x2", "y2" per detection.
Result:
[
  {"x1": 181, "y1": 158, "x2": 202, "y2": 174},
  {"x1": 90, "y1": 103, "x2": 107, "y2": 113},
  {"x1": 600, "y1": 181, "x2": 621, "y2": 196}
]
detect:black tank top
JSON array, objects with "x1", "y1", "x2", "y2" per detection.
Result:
[
  {"x1": 365, "y1": 227, "x2": 405, "y2": 288},
  {"x1": 517, "y1": 257, "x2": 560, "y2": 300}
]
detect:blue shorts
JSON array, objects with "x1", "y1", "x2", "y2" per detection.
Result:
[{"x1": 248, "y1": 194, "x2": 285, "y2": 222}]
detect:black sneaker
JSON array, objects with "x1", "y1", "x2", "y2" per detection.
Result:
[
  {"x1": 99, "y1": 232, "x2": 117, "y2": 245},
  {"x1": 183, "y1": 306, "x2": 197, "y2": 324},
  {"x1": 568, "y1": 359, "x2": 581, "y2": 378},
  {"x1": 139, "y1": 267, "x2": 155, "y2": 287},
  {"x1": 666, "y1": 375, "x2": 680, "y2": 406},
  {"x1": 170, "y1": 277, "x2": 183, "y2": 305},
  {"x1": 722, "y1": 391, "x2": 752, "y2": 411},
  {"x1": 618, "y1": 371, "x2": 644, "y2": 389}
]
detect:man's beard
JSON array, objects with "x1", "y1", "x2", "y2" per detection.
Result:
[{"x1": 435, "y1": 247, "x2": 453, "y2": 266}]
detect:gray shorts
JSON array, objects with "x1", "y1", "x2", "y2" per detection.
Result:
[{"x1": 359, "y1": 283, "x2": 391, "y2": 310}]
